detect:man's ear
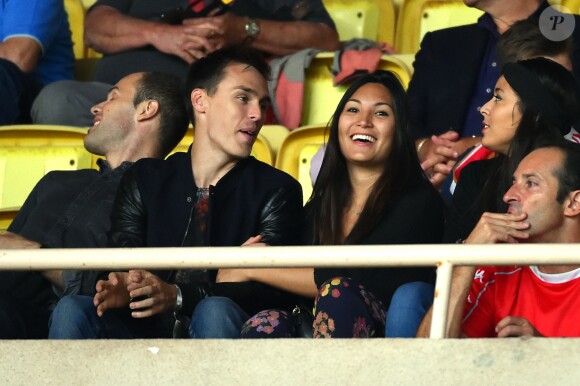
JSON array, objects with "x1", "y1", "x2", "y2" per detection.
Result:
[
  {"x1": 564, "y1": 190, "x2": 580, "y2": 217},
  {"x1": 136, "y1": 100, "x2": 159, "y2": 122},
  {"x1": 191, "y1": 89, "x2": 207, "y2": 114}
]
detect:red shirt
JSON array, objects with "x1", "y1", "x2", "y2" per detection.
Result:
[{"x1": 462, "y1": 266, "x2": 580, "y2": 337}]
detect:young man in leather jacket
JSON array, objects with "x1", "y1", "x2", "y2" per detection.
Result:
[{"x1": 49, "y1": 46, "x2": 304, "y2": 339}]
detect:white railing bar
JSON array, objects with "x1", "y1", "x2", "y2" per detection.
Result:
[
  {"x1": 1, "y1": 244, "x2": 577, "y2": 340},
  {"x1": 0, "y1": 244, "x2": 577, "y2": 270},
  {"x1": 430, "y1": 262, "x2": 453, "y2": 339}
]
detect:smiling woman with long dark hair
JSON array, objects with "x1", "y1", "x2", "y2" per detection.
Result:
[{"x1": 201, "y1": 70, "x2": 445, "y2": 339}]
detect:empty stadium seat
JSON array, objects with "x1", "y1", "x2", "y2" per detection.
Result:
[
  {"x1": 0, "y1": 125, "x2": 93, "y2": 210},
  {"x1": 64, "y1": 0, "x2": 86, "y2": 60},
  {"x1": 561, "y1": 0, "x2": 580, "y2": 12},
  {"x1": 395, "y1": 0, "x2": 484, "y2": 54},
  {"x1": 322, "y1": 0, "x2": 397, "y2": 45},
  {"x1": 275, "y1": 125, "x2": 328, "y2": 203},
  {"x1": 301, "y1": 52, "x2": 412, "y2": 127},
  {"x1": 259, "y1": 125, "x2": 290, "y2": 162},
  {"x1": 170, "y1": 127, "x2": 276, "y2": 166},
  {"x1": 0, "y1": 207, "x2": 18, "y2": 232}
]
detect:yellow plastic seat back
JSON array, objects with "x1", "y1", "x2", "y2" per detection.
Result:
[
  {"x1": 396, "y1": 0, "x2": 483, "y2": 54},
  {"x1": 64, "y1": 0, "x2": 86, "y2": 59},
  {"x1": 275, "y1": 125, "x2": 329, "y2": 204},
  {"x1": 0, "y1": 207, "x2": 19, "y2": 232},
  {"x1": 302, "y1": 52, "x2": 412, "y2": 127},
  {"x1": 259, "y1": 125, "x2": 290, "y2": 163},
  {"x1": 0, "y1": 125, "x2": 93, "y2": 210},
  {"x1": 561, "y1": 0, "x2": 580, "y2": 12},
  {"x1": 169, "y1": 127, "x2": 275, "y2": 166},
  {"x1": 322, "y1": 0, "x2": 396, "y2": 45}
]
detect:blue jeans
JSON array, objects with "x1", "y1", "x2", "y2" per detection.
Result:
[
  {"x1": 49, "y1": 295, "x2": 172, "y2": 339},
  {"x1": 189, "y1": 297, "x2": 249, "y2": 338},
  {"x1": 385, "y1": 282, "x2": 434, "y2": 338}
]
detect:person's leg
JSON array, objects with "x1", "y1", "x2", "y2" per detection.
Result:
[
  {"x1": 189, "y1": 297, "x2": 249, "y2": 338},
  {"x1": 48, "y1": 295, "x2": 134, "y2": 339},
  {"x1": 313, "y1": 277, "x2": 386, "y2": 338},
  {"x1": 0, "y1": 58, "x2": 42, "y2": 125},
  {"x1": 240, "y1": 309, "x2": 294, "y2": 338},
  {"x1": 31, "y1": 80, "x2": 111, "y2": 126},
  {"x1": 385, "y1": 282, "x2": 434, "y2": 338},
  {"x1": 0, "y1": 297, "x2": 28, "y2": 339}
]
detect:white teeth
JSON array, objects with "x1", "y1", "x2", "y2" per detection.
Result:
[
  {"x1": 351, "y1": 134, "x2": 376, "y2": 143},
  {"x1": 94, "y1": 120, "x2": 101, "y2": 126}
]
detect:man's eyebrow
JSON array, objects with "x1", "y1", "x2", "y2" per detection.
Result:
[
  {"x1": 236, "y1": 86, "x2": 258, "y2": 95},
  {"x1": 520, "y1": 172, "x2": 544, "y2": 181},
  {"x1": 236, "y1": 86, "x2": 270, "y2": 104}
]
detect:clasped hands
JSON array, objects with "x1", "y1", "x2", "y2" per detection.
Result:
[
  {"x1": 93, "y1": 270, "x2": 177, "y2": 319},
  {"x1": 419, "y1": 131, "x2": 479, "y2": 188},
  {"x1": 93, "y1": 235, "x2": 265, "y2": 318}
]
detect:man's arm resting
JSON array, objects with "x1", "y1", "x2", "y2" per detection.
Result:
[
  {"x1": 0, "y1": 37, "x2": 42, "y2": 73},
  {"x1": 251, "y1": 20, "x2": 340, "y2": 55},
  {"x1": 416, "y1": 266, "x2": 475, "y2": 338}
]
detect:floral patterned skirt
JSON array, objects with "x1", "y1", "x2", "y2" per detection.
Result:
[{"x1": 240, "y1": 277, "x2": 386, "y2": 338}]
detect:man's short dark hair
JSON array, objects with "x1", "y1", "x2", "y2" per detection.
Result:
[
  {"x1": 537, "y1": 140, "x2": 580, "y2": 202},
  {"x1": 497, "y1": 17, "x2": 573, "y2": 68},
  {"x1": 133, "y1": 72, "x2": 189, "y2": 157},
  {"x1": 184, "y1": 45, "x2": 271, "y2": 126}
]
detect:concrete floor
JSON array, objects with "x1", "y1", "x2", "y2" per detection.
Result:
[{"x1": 0, "y1": 338, "x2": 577, "y2": 385}]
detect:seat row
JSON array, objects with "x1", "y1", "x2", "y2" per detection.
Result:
[
  {"x1": 64, "y1": 0, "x2": 484, "y2": 58},
  {"x1": 0, "y1": 123, "x2": 327, "y2": 229}
]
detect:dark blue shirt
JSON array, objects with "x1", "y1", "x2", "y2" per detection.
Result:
[{"x1": 461, "y1": 13, "x2": 500, "y2": 138}]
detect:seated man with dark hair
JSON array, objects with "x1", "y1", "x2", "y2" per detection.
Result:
[
  {"x1": 48, "y1": 45, "x2": 304, "y2": 340},
  {"x1": 0, "y1": 71, "x2": 189, "y2": 339},
  {"x1": 418, "y1": 141, "x2": 580, "y2": 338}
]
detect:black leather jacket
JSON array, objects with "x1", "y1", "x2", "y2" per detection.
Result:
[{"x1": 107, "y1": 150, "x2": 304, "y2": 316}]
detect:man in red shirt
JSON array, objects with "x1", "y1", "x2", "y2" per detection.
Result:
[{"x1": 418, "y1": 141, "x2": 580, "y2": 337}]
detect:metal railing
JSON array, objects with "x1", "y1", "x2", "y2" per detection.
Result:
[{"x1": 1, "y1": 243, "x2": 577, "y2": 338}]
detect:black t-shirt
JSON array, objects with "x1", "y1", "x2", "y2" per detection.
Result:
[{"x1": 89, "y1": 0, "x2": 335, "y2": 84}]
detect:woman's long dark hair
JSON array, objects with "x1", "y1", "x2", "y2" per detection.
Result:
[
  {"x1": 478, "y1": 57, "x2": 580, "y2": 213},
  {"x1": 307, "y1": 71, "x2": 430, "y2": 245}
]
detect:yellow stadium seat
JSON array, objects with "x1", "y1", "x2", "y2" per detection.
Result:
[
  {"x1": 395, "y1": 0, "x2": 484, "y2": 54},
  {"x1": 0, "y1": 125, "x2": 93, "y2": 210},
  {"x1": 170, "y1": 127, "x2": 275, "y2": 166},
  {"x1": 81, "y1": 0, "x2": 97, "y2": 9},
  {"x1": 259, "y1": 125, "x2": 290, "y2": 163},
  {"x1": 64, "y1": 0, "x2": 101, "y2": 80},
  {"x1": 561, "y1": 0, "x2": 580, "y2": 12},
  {"x1": 275, "y1": 125, "x2": 329, "y2": 204},
  {"x1": 64, "y1": 0, "x2": 86, "y2": 60},
  {"x1": 0, "y1": 207, "x2": 18, "y2": 232},
  {"x1": 301, "y1": 52, "x2": 412, "y2": 127},
  {"x1": 322, "y1": 0, "x2": 397, "y2": 45}
]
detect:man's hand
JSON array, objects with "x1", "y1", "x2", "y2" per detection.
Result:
[
  {"x1": 417, "y1": 131, "x2": 460, "y2": 163},
  {"x1": 94, "y1": 272, "x2": 132, "y2": 317},
  {"x1": 184, "y1": 13, "x2": 246, "y2": 49},
  {"x1": 418, "y1": 133, "x2": 482, "y2": 188},
  {"x1": 125, "y1": 270, "x2": 177, "y2": 318},
  {"x1": 150, "y1": 23, "x2": 219, "y2": 63},
  {"x1": 465, "y1": 212, "x2": 530, "y2": 244},
  {"x1": 496, "y1": 316, "x2": 543, "y2": 337},
  {"x1": 0, "y1": 231, "x2": 41, "y2": 249}
]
